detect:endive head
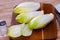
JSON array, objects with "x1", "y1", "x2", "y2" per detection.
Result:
[
  {"x1": 16, "y1": 11, "x2": 44, "y2": 23},
  {"x1": 7, "y1": 24, "x2": 33, "y2": 38},
  {"x1": 28, "y1": 13, "x2": 54, "y2": 29},
  {"x1": 7, "y1": 24, "x2": 21, "y2": 38},
  {"x1": 13, "y1": 2, "x2": 40, "y2": 14}
]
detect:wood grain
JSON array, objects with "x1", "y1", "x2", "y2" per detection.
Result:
[
  {"x1": 10, "y1": 3, "x2": 57, "y2": 40},
  {"x1": 40, "y1": 3, "x2": 57, "y2": 39}
]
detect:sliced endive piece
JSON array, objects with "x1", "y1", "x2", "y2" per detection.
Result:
[
  {"x1": 16, "y1": 11, "x2": 44, "y2": 23},
  {"x1": 13, "y1": 2, "x2": 40, "y2": 14},
  {"x1": 28, "y1": 13, "x2": 54, "y2": 29},
  {"x1": 7, "y1": 24, "x2": 33, "y2": 38},
  {"x1": 21, "y1": 24, "x2": 32, "y2": 36},
  {"x1": 7, "y1": 24, "x2": 21, "y2": 38}
]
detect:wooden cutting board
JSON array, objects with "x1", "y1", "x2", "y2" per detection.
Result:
[{"x1": 10, "y1": 3, "x2": 57, "y2": 40}]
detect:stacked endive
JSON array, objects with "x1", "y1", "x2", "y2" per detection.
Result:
[{"x1": 7, "y1": 2, "x2": 54, "y2": 38}]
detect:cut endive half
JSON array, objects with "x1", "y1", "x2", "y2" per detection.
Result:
[
  {"x1": 21, "y1": 24, "x2": 32, "y2": 36},
  {"x1": 7, "y1": 24, "x2": 32, "y2": 38},
  {"x1": 7, "y1": 24, "x2": 21, "y2": 38},
  {"x1": 13, "y1": 2, "x2": 40, "y2": 14},
  {"x1": 28, "y1": 13, "x2": 54, "y2": 29},
  {"x1": 16, "y1": 11, "x2": 44, "y2": 23}
]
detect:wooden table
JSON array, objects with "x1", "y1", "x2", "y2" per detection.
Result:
[{"x1": 0, "y1": 0, "x2": 60, "y2": 40}]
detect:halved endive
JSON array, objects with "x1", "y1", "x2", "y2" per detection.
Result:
[
  {"x1": 21, "y1": 24, "x2": 32, "y2": 36},
  {"x1": 7, "y1": 24, "x2": 21, "y2": 38},
  {"x1": 7, "y1": 24, "x2": 32, "y2": 38},
  {"x1": 28, "y1": 13, "x2": 54, "y2": 29},
  {"x1": 16, "y1": 11, "x2": 44, "y2": 23},
  {"x1": 13, "y1": 2, "x2": 40, "y2": 14}
]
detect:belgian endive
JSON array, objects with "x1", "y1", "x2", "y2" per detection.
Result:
[
  {"x1": 13, "y1": 2, "x2": 40, "y2": 14},
  {"x1": 16, "y1": 11, "x2": 44, "y2": 23},
  {"x1": 28, "y1": 13, "x2": 54, "y2": 29},
  {"x1": 7, "y1": 24, "x2": 21, "y2": 38},
  {"x1": 7, "y1": 24, "x2": 32, "y2": 38}
]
